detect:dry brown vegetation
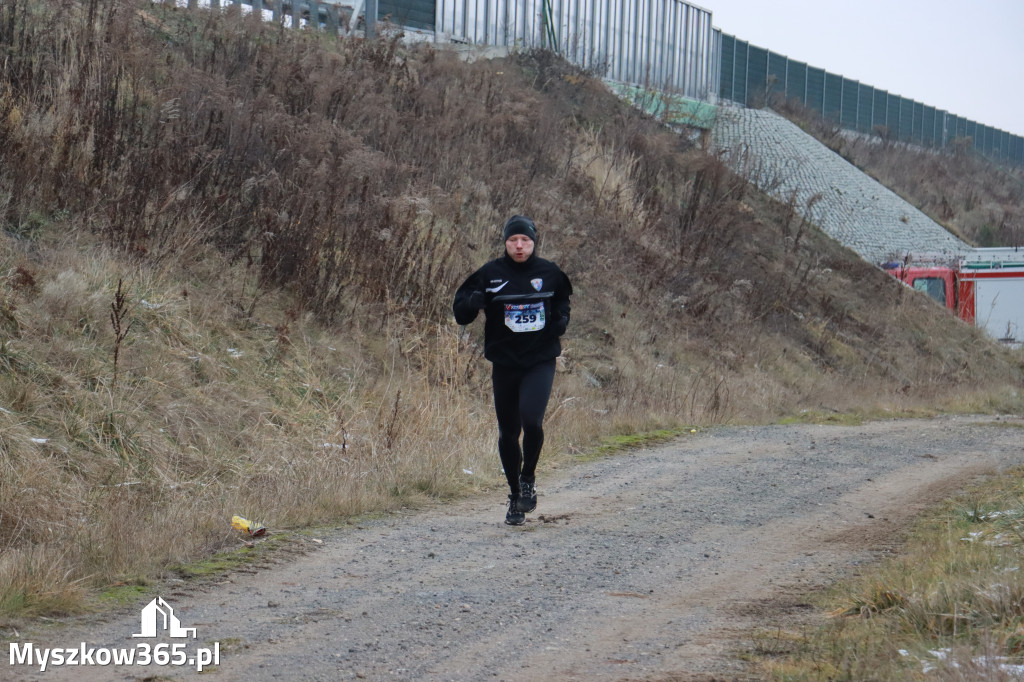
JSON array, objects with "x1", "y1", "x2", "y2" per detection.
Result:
[
  {"x1": 764, "y1": 461, "x2": 1024, "y2": 681},
  {"x1": 1, "y1": 0, "x2": 1022, "y2": 619},
  {"x1": 773, "y1": 97, "x2": 1024, "y2": 247},
  {"x1": 841, "y1": 137, "x2": 1024, "y2": 248}
]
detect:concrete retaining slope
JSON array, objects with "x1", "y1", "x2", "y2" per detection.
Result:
[{"x1": 712, "y1": 105, "x2": 970, "y2": 264}]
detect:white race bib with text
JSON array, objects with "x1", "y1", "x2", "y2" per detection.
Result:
[{"x1": 504, "y1": 302, "x2": 545, "y2": 332}]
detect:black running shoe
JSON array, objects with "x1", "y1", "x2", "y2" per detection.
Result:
[
  {"x1": 518, "y1": 478, "x2": 537, "y2": 513},
  {"x1": 505, "y1": 494, "x2": 525, "y2": 526}
]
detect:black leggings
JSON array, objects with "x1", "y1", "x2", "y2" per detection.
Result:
[{"x1": 492, "y1": 359, "x2": 556, "y2": 495}]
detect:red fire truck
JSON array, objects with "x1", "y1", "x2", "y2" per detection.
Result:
[{"x1": 883, "y1": 247, "x2": 1024, "y2": 345}]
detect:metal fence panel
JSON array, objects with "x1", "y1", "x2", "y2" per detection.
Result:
[
  {"x1": 732, "y1": 38, "x2": 749, "y2": 105},
  {"x1": 939, "y1": 111, "x2": 950, "y2": 147},
  {"x1": 824, "y1": 72, "x2": 842, "y2": 121},
  {"x1": 768, "y1": 51, "x2": 787, "y2": 100},
  {"x1": 785, "y1": 59, "x2": 806, "y2": 103},
  {"x1": 380, "y1": 0, "x2": 435, "y2": 29},
  {"x1": 934, "y1": 110, "x2": 947, "y2": 146},
  {"x1": 885, "y1": 93, "x2": 900, "y2": 134},
  {"x1": 911, "y1": 101, "x2": 924, "y2": 145},
  {"x1": 857, "y1": 83, "x2": 873, "y2": 133},
  {"x1": 713, "y1": 31, "x2": 1022, "y2": 165},
  {"x1": 977, "y1": 123, "x2": 991, "y2": 156},
  {"x1": 432, "y1": 0, "x2": 715, "y2": 99},
  {"x1": 806, "y1": 66, "x2": 825, "y2": 116},
  {"x1": 921, "y1": 105, "x2": 936, "y2": 147},
  {"x1": 719, "y1": 33, "x2": 735, "y2": 102},
  {"x1": 747, "y1": 45, "x2": 768, "y2": 104},
  {"x1": 990, "y1": 128, "x2": 1002, "y2": 158},
  {"x1": 685, "y1": 4, "x2": 711, "y2": 99},
  {"x1": 840, "y1": 77, "x2": 857, "y2": 129},
  {"x1": 872, "y1": 89, "x2": 887, "y2": 134},
  {"x1": 898, "y1": 96, "x2": 913, "y2": 142}
]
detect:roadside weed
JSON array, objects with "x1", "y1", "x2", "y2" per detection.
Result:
[{"x1": 758, "y1": 469, "x2": 1024, "y2": 680}]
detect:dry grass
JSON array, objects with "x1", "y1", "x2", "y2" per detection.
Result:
[
  {"x1": 772, "y1": 96, "x2": 1024, "y2": 248},
  {"x1": 0, "y1": 239, "x2": 506, "y2": 595},
  {"x1": 760, "y1": 464, "x2": 1024, "y2": 681},
  {"x1": 0, "y1": 0, "x2": 1022, "y2": 622},
  {"x1": 836, "y1": 136, "x2": 1024, "y2": 248}
]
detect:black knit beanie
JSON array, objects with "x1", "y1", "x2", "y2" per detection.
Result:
[{"x1": 502, "y1": 215, "x2": 537, "y2": 242}]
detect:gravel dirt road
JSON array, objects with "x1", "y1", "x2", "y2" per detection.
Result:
[{"x1": 9, "y1": 415, "x2": 1024, "y2": 681}]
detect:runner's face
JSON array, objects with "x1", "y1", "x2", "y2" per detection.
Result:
[{"x1": 505, "y1": 234, "x2": 534, "y2": 263}]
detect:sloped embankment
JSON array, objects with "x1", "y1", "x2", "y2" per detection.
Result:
[{"x1": 713, "y1": 105, "x2": 970, "y2": 264}]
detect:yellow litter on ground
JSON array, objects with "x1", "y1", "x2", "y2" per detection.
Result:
[{"x1": 231, "y1": 515, "x2": 267, "y2": 537}]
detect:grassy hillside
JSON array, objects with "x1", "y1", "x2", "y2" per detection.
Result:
[
  {"x1": 842, "y1": 136, "x2": 1024, "y2": 248},
  {"x1": 773, "y1": 98, "x2": 1024, "y2": 247},
  {"x1": 1, "y1": 0, "x2": 1022, "y2": 618}
]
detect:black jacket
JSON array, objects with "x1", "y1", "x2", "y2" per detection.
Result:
[{"x1": 453, "y1": 253, "x2": 572, "y2": 368}]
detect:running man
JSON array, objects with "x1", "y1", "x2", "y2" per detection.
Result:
[{"x1": 453, "y1": 215, "x2": 573, "y2": 525}]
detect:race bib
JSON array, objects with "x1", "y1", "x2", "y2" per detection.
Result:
[{"x1": 504, "y1": 302, "x2": 546, "y2": 332}]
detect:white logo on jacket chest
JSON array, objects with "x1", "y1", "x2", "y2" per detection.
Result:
[{"x1": 530, "y1": 278, "x2": 543, "y2": 291}]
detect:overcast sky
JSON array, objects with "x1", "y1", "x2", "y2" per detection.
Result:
[{"x1": 704, "y1": 0, "x2": 1024, "y2": 138}]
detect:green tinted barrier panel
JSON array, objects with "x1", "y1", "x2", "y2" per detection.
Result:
[{"x1": 605, "y1": 80, "x2": 718, "y2": 130}]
